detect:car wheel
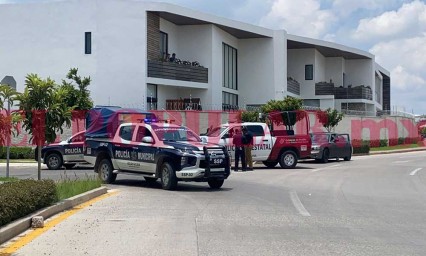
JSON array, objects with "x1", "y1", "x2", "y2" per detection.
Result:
[
  {"x1": 279, "y1": 151, "x2": 297, "y2": 169},
  {"x1": 208, "y1": 179, "x2": 224, "y2": 189},
  {"x1": 98, "y1": 158, "x2": 117, "y2": 184},
  {"x1": 322, "y1": 148, "x2": 330, "y2": 163},
  {"x1": 63, "y1": 164, "x2": 76, "y2": 169},
  {"x1": 46, "y1": 153, "x2": 63, "y2": 170},
  {"x1": 262, "y1": 161, "x2": 278, "y2": 168},
  {"x1": 344, "y1": 154, "x2": 352, "y2": 161},
  {"x1": 161, "y1": 162, "x2": 177, "y2": 190}
]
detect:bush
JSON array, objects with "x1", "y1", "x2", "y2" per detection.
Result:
[
  {"x1": 398, "y1": 137, "x2": 405, "y2": 145},
  {"x1": 389, "y1": 138, "x2": 398, "y2": 146},
  {"x1": 0, "y1": 147, "x2": 35, "y2": 159},
  {"x1": 379, "y1": 139, "x2": 388, "y2": 147},
  {"x1": 352, "y1": 140, "x2": 370, "y2": 154},
  {"x1": 369, "y1": 140, "x2": 380, "y2": 148},
  {"x1": 0, "y1": 180, "x2": 58, "y2": 227}
]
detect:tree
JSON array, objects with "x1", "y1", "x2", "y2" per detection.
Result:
[
  {"x1": 60, "y1": 68, "x2": 94, "y2": 129},
  {"x1": 17, "y1": 74, "x2": 73, "y2": 180},
  {"x1": 316, "y1": 108, "x2": 344, "y2": 132},
  {"x1": 0, "y1": 85, "x2": 20, "y2": 149},
  {"x1": 241, "y1": 111, "x2": 260, "y2": 122},
  {"x1": 261, "y1": 96, "x2": 304, "y2": 130}
]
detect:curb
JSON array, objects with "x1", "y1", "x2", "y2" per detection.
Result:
[
  {"x1": 0, "y1": 186, "x2": 108, "y2": 245},
  {"x1": 369, "y1": 147, "x2": 426, "y2": 155}
]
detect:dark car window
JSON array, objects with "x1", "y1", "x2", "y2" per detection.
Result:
[
  {"x1": 247, "y1": 125, "x2": 265, "y2": 136},
  {"x1": 119, "y1": 126, "x2": 135, "y2": 141},
  {"x1": 135, "y1": 127, "x2": 153, "y2": 142},
  {"x1": 71, "y1": 132, "x2": 85, "y2": 143}
]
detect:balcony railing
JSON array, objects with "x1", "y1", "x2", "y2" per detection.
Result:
[
  {"x1": 315, "y1": 82, "x2": 373, "y2": 100},
  {"x1": 287, "y1": 77, "x2": 300, "y2": 95},
  {"x1": 148, "y1": 60, "x2": 208, "y2": 83}
]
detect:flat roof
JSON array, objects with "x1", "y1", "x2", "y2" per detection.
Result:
[
  {"x1": 287, "y1": 34, "x2": 373, "y2": 60},
  {"x1": 146, "y1": 2, "x2": 273, "y2": 39}
]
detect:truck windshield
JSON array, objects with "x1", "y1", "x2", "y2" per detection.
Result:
[
  {"x1": 206, "y1": 126, "x2": 226, "y2": 137},
  {"x1": 153, "y1": 127, "x2": 201, "y2": 142}
]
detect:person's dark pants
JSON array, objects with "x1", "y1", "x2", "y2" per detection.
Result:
[{"x1": 234, "y1": 146, "x2": 246, "y2": 171}]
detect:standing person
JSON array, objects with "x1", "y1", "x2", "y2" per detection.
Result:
[
  {"x1": 232, "y1": 128, "x2": 246, "y2": 172},
  {"x1": 242, "y1": 126, "x2": 254, "y2": 171}
]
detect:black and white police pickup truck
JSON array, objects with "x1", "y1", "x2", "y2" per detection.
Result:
[
  {"x1": 83, "y1": 107, "x2": 230, "y2": 190},
  {"x1": 39, "y1": 131, "x2": 86, "y2": 170}
]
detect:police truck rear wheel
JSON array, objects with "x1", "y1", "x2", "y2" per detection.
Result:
[
  {"x1": 98, "y1": 159, "x2": 116, "y2": 184},
  {"x1": 279, "y1": 151, "x2": 297, "y2": 169},
  {"x1": 46, "y1": 153, "x2": 62, "y2": 170},
  {"x1": 262, "y1": 161, "x2": 278, "y2": 168},
  {"x1": 161, "y1": 163, "x2": 177, "y2": 190},
  {"x1": 208, "y1": 179, "x2": 224, "y2": 189}
]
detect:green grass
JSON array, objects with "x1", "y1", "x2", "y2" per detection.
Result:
[
  {"x1": 370, "y1": 144, "x2": 421, "y2": 152},
  {"x1": 0, "y1": 159, "x2": 36, "y2": 163},
  {"x1": 56, "y1": 173, "x2": 102, "y2": 200},
  {"x1": 0, "y1": 177, "x2": 19, "y2": 182}
]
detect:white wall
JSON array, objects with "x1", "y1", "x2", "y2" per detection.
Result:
[
  {"x1": 315, "y1": 50, "x2": 326, "y2": 83},
  {"x1": 325, "y1": 57, "x2": 344, "y2": 87},
  {"x1": 239, "y1": 38, "x2": 275, "y2": 105},
  {"x1": 287, "y1": 48, "x2": 315, "y2": 98},
  {"x1": 345, "y1": 59, "x2": 374, "y2": 87},
  {"x1": 160, "y1": 18, "x2": 179, "y2": 55}
]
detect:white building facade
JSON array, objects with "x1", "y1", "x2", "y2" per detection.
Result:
[{"x1": 0, "y1": 0, "x2": 390, "y2": 115}]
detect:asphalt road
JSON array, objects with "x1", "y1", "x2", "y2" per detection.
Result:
[{"x1": 1, "y1": 151, "x2": 426, "y2": 256}]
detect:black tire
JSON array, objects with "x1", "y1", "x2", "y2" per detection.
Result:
[
  {"x1": 344, "y1": 154, "x2": 352, "y2": 161},
  {"x1": 279, "y1": 151, "x2": 297, "y2": 169},
  {"x1": 64, "y1": 164, "x2": 76, "y2": 169},
  {"x1": 262, "y1": 161, "x2": 278, "y2": 168},
  {"x1": 160, "y1": 162, "x2": 177, "y2": 190},
  {"x1": 144, "y1": 177, "x2": 158, "y2": 183},
  {"x1": 46, "y1": 153, "x2": 63, "y2": 170},
  {"x1": 208, "y1": 179, "x2": 224, "y2": 189},
  {"x1": 322, "y1": 148, "x2": 330, "y2": 163},
  {"x1": 98, "y1": 158, "x2": 117, "y2": 184}
]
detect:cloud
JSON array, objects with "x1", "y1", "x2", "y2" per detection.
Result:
[
  {"x1": 352, "y1": 0, "x2": 426, "y2": 42},
  {"x1": 260, "y1": 0, "x2": 336, "y2": 38}
]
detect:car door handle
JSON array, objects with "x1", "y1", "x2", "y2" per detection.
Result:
[{"x1": 263, "y1": 139, "x2": 269, "y2": 142}]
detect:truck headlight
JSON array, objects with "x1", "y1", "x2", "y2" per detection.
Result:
[{"x1": 181, "y1": 156, "x2": 188, "y2": 166}]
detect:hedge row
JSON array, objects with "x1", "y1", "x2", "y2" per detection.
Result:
[
  {"x1": 0, "y1": 180, "x2": 58, "y2": 227},
  {"x1": 352, "y1": 138, "x2": 421, "y2": 149},
  {"x1": 0, "y1": 147, "x2": 35, "y2": 159}
]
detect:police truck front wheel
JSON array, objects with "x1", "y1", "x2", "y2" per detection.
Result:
[
  {"x1": 161, "y1": 163, "x2": 177, "y2": 190},
  {"x1": 46, "y1": 153, "x2": 63, "y2": 170},
  {"x1": 98, "y1": 159, "x2": 117, "y2": 184},
  {"x1": 279, "y1": 151, "x2": 297, "y2": 169},
  {"x1": 208, "y1": 179, "x2": 224, "y2": 189}
]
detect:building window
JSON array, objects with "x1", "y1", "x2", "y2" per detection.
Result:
[
  {"x1": 160, "y1": 31, "x2": 168, "y2": 59},
  {"x1": 305, "y1": 64, "x2": 313, "y2": 80},
  {"x1": 85, "y1": 32, "x2": 91, "y2": 54},
  {"x1": 222, "y1": 91, "x2": 238, "y2": 110},
  {"x1": 147, "y1": 84, "x2": 157, "y2": 110},
  {"x1": 223, "y1": 43, "x2": 238, "y2": 90}
]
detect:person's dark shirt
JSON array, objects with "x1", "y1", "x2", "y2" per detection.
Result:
[{"x1": 243, "y1": 131, "x2": 253, "y2": 146}]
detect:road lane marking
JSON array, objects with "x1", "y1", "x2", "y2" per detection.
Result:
[
  {"x1": 392, "y1": 160, "x2": 410, "y2": 164},
  {"x1": 0, "y1": 190, "x2": 119, "y2": 255},
  {"x1": 289, "y1": 190, "x2": 311, "y2": 217},
  {"x1": 410, "y1": 168, "x2": 422, "y2": 176},
  {"x1": 312, "y1": 164, "x2": 341, "y2": 172}
]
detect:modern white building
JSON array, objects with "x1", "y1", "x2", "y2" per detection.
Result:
[{"x1": 0, "y1": 0, "x2": 390, "y2": 115}]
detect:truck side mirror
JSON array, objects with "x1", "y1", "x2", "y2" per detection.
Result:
[{"x1": 142, "y1": 136, "x2": 154, "y2": 144}]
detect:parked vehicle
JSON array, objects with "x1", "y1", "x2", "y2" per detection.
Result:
[
  {"x1": 310, "y1": 132, "x2": 352, "y2": 163},
  {"x1": 83, "y1": 106, "x2": 230, "y2": 190},
  {"x1": 201, "y1": 111, "x2": 312, "y2": 169},
  {"x1": 39, "y1": 131, "x2": 86, "y2": 170}
]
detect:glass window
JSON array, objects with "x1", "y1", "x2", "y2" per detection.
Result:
[
  {"x1": 222, "y1": 92, "x2": 238, "y2": 107},
  {"x1": 147, "y1": 84, "x2": 157, "y2": 110},
  {"x1": 135, "y1": 127, "x2": 153, "y2": 142},
  {"x1": 119, "y1": 126, "x2": 135, "y2": 141},
  {"x1": 71, "y1": 132, "x2": 85, "y2": 143},
  {"x1": 247, "y1": 125, "x2": 265, "y2": 136},
  {"x1": 85, "y1": 32, "x2": 91, "y2": 54},
  {"x1": 160, "y1": 31, "x2": 168, "y2": 58},
  {"x1": 305, "y1": 64, "x2": 313, "y2": 80},
  {"x1": 223, "y1": 43, "x2": 238, "y2": 90}
]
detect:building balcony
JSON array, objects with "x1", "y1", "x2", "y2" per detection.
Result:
[
  {"x1": 315, "y1": 82, "x2": 373, "y2": 100},
  {"x1": 148, "y1": 60, "x2": 208, "y2": 83},
  {"x1": 287, "y1": 77, "x2": 300, "y2": 95}
]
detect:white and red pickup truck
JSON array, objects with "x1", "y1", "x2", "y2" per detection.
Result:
[{"x1": 201, "y1": 112, "x2": 312, "y2": 169}]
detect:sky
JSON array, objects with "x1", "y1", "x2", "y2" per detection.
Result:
[{"x1": 1, "y1": 0, "x2": 425, "y2": 115}]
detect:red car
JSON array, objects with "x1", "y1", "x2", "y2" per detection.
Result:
[{"x1": 310, "y1": 133, "x2": 352, "y2": 163}]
